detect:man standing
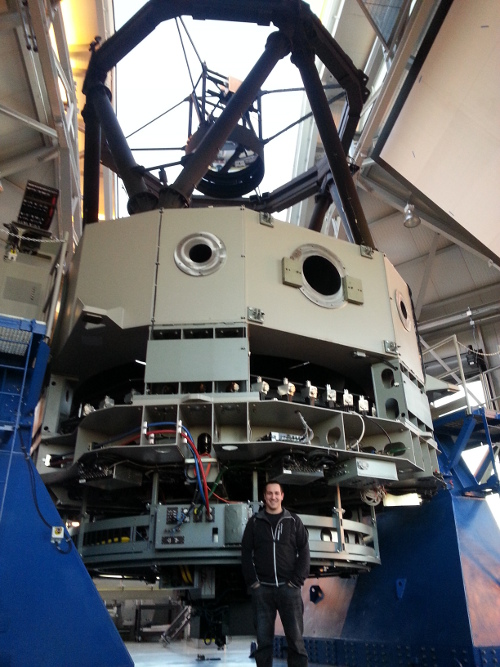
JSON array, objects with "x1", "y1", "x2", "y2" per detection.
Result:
[{"x1": 241, "y1": 480, "x2": 310, "y2": 667}]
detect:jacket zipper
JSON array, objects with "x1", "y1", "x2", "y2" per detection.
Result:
[{"x1": 271, "y1": 519, "x2": 285, "y2": 586}]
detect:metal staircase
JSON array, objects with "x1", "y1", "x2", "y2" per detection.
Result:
[
  {"x1": 0, "y1": 315, "x2": 48, "y2": 523},
  {"x1": 422, "y1": 333, "x2": 500, "y2": 498},
  {"x1": 434, "y1": 407, "x2": 500, "y2": 497}
]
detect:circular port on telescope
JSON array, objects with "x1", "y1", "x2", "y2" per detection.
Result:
[
  {"x1": 189, "y1": 243, "x2": 213, "y2": 264},
  {"x1": 396, "y1": 289, "x2": 412, "y2": 331},
  {"x1": 174, "y1": 233, "x2": 227, "y2": 276},
  {"x1": 292, "y1": 244, "x2": 345, "y2": 308},
  {"x1": 303, "y1": 255, "x2": 342, "y2": 296}
]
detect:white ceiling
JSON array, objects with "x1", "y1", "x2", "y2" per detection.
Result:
[{"x1": 378, "y1": 0, "x2": 500, "y2": 258}]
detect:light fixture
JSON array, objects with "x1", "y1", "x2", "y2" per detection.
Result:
[
  {"x1": 466, "y1": 346, "x2": 476, "y2": 366},
  {"x1": 403, "y1": 203, "x2": 421, "y2": 228}
]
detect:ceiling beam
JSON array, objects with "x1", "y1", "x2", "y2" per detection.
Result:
[
  {"x1": 414, "y1": 231, "x2": 439, "y2": 319},
  {"x1": 357, "y1": 172, "x2": 498, "y2": 266},
  {"x1": 0, "y1": 102, "x2": 57, "y2": 138},
  {"x1": 367, "y1": 210, "x2": 402, "y2": 226},
  {"x1": 0, "y1": 10, "x2": 21, "y2": 32},
  {"x1": 420, "y1": 282, "x2": 500, "y2": 316},
  {"x1": 419, "y1": 302, "x2": 500, "y2": 337},
  {"x1": 0, "y1": 146, "x2": 59, "y2": 178},
  {"x1": 25, "y1": 0, "x2": 81, "y2": 241}
]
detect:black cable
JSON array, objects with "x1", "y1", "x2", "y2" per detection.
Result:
[
  {"x1": 178, "y1": 17, "x2": 205, "y2": 67},
  {"x1": 20, "y1": 433, "x2": 52, "y2": 528},
  {"x1": 175, "y1": 18, "x2": 199, "y2": 108},
  {"x1": 55, "y1": 538, "x2": 73, "y2": 554},
  {"x1": 263, "y1": 92, "x2": 345, "y2": 145},
  {"x1": 365, "y1": 415, "x2": 392, "y2": 445},
  {"x1": 259, "y1": 82, "x2": 342, "y2": 97},
  {"x1": 144, "y1": 159, "x2": 183, "y2": 172},
  {"x1": 125, "y1": 97, "x2": 190, "y2": 139},
  {"x1": 129, "y1": 147, "x2": 185, "y2": 152},
  {"x1": 19, "y1": 432, "x2": 73, "y2": 553}
]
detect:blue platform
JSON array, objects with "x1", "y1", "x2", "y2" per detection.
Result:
[
  {"x1": 0, "y1": 316, "x2": 133, "y2": 667},
  {"x1": 275, "y1": 490, "x2": 500, "y2": 666},
  {"x1": 274, "y1": 404, "x2": 500, "y2": 666}
]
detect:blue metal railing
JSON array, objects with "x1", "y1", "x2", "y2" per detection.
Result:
[{"x1": 0, "y1": 315, "x2": 47, "y2": 523}]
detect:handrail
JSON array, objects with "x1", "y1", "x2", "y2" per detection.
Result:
[{"x1": 422, "y1": 335, "x2": 472, "y2": 413}]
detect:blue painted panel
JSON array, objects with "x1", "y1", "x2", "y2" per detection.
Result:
[
  {"x1": 276, "y1": 490, "x2": 500, "y2": 666},
  {"x1": 0, "y1": 317, "x2": 133, "y2": 667},
  {"x1": 0, "y1": 453, "x2": 134, "y2": 667},
  {"x1": 341, "y1": 492, "x2": 472, "y2": 647},
  {"x1": 452, "y1": 494, "x2": 500, "y2": 647}
]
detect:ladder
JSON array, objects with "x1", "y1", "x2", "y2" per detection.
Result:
[
  {"x1": 161, "y1": 605, "x2": 192, "y2": 644},
  {"x1": 0, "y1": 315, "x2": 48, "y2": 523}
]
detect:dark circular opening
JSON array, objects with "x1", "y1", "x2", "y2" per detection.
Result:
[
  {"x1": 381, "y1": 369, "x2": 394, "y2": 388},
  {"x1": 189, "y1": 243, "x2": 212, "y2": 263},
  {"x1": 327, "y1": 427, "x2": 341, "y2": 446},
  {"x1": 302, "y1": 255, "x2": 341, "y2": 296},
  {"x1": 385, "y1": 398, "x2": 400, "y2": 420},
  {"x1": 399, "y1": 298, "x2": 408, "y2": 320}
]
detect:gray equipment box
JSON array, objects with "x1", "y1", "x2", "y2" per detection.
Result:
[
  {"x1": 330, "y1": 457, "x2": 398, "y2": 487},
  {"x1": 155, "y1": 503, "x2": 252, "y2": 550}
]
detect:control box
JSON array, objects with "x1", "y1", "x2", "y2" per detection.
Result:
[{"x1": 330, "y1": 457, "x2": 398, "y2": 487}]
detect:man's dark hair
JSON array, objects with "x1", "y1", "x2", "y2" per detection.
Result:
[{"x1": 263, "y1": 479, "x2": 283, "y2": 493}]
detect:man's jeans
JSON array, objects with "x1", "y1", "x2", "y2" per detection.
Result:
[{"x1": 251, "y1": 584, "x2": 308, "y2": 667}]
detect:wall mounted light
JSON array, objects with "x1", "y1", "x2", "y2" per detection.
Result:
[{"x1": 403, "y1": 203, "x2": 421, "y2": 228}]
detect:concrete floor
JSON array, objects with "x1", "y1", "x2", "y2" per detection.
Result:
[{"x1": 125, "y1": 636, "x2": 283, "y2": 667}]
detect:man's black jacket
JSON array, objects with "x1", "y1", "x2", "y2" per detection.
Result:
[{"x1": 241, "y1": 507, "x2": 310, "y2": 589}]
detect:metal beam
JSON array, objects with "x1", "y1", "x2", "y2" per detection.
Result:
[
  {"x1": 25, "y1": 0, "x2": 81, "y2": 242},
  {"x1": 0, "y1": 10, "x2": 21, "y2": 31},
  {"x1": 357, "y1": 172, "x2": 499, "y2": 265},
  {"x1": 0, "y1": 146, "x2": 59, "y2": 178},
  {"x1": 292, "y1": 46, "x2": 373, "y2": 248},
  {"x1": 421, "y1": 283, "x2": 500, "y2": 315},
  {"x1": 88, "y1": 83, "x2": 157, "y2": 216},
  {"x1": 0, "y1": 102, "x2": 57, "y2": 138},
  {"x1": 419, "y1": 303, "x2": 500, "y2": 336},
  {"x1": 352, "y1": 0, "x2": 438, "y2": 167},
  {"x1": 420, "y1": 336, "x2": 482, "y2": 409},
  {"x1": 27, "y1": 0, "x2": 68, "y2": 147},
  {"x1": 8, "y1": 0, "x2": 52, "y2": 136},
  {"x1": 414, "y1": 231, "x2": 439, "y2": 319}
]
